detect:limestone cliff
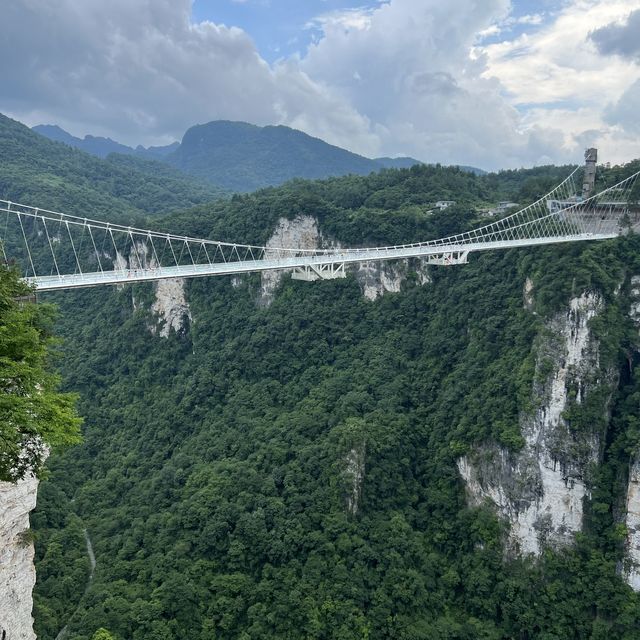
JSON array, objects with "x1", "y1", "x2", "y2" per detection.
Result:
[
  {"x1": 259, "y1": 216, "x2": 323, "y2": 306},
  {"x1": 259, "y1": 215, "x2": 431, "y2": 305},
  {"x1": 0, "y1": 475, "x2": 40, "y2": 640},
  {"x1": 149, "y1": 278, "x2": 191, "y2": 337},
  {"x1": 107, "y1": 245, "x2": 191, "y2": 336},
  {"x1": 623, "y1": 275, "x2": 640, "y2": 590},
  {"x1": 345, "y1": 445, "x2": 366, "y2": 516},
  {"x1": 458, "y1": 290, "x2": 611, "y2": 556},
  {"x1": 624, "y1": 455, "x2": 640, "y2": 590}
]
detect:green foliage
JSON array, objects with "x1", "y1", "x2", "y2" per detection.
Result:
[
  {"x1": 12, "y1": 141, "x2": 640, "y2": 638},
  {"x1": 166, "y1": 120, "x2": 404, "y2": 192},
  {"x1": 0, "y1": 265, "x2": 81, "y2": 481},
  {"x1": 0, "y1": 114, "x2": 225, "y2": 221}
]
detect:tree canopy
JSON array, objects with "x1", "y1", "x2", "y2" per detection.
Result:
[{"x1": 0, "y1": 265, "x2": 81, "y2": 481}]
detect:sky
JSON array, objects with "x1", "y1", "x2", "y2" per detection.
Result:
[{"x1": 1, "y1": 0, "x2": 640, "y2": 170}]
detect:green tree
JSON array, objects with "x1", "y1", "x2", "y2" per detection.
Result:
[
  {"x1": 91, "y1": 629, "x2": 116, "y2": 640},
  {"x1": 0, "y1": 264, "x2": 81, "y2": 481}
]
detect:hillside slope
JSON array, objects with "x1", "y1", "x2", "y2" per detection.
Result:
[
  {"x1": 163, "y1": 120, "x2": 403, "y2": 191},
  {"x1": 32, "y1": 124, "x2": 178, "y2": 160},
  {"x1": 20, "y1": 154, "x2": 640, "y2": 640},
  {"x1": 0, "y1": 114, "x2": 225, "y2": 221}
]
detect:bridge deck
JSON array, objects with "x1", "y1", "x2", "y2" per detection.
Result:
[{"x1": 28, "y1": 233, "x2": 615, "y2": 291}]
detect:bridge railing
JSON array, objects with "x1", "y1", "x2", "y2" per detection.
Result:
[{"x1": 1, "y1": 164, "x2": 639, "y2": 290}]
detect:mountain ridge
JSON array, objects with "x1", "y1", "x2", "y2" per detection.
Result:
[{"x1": 32, "y1": 120, "x2": 485, "y2": 192}]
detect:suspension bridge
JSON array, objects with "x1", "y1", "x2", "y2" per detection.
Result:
[{"x1": 1, "y1": 153, "x2": 639, "y2": 292}]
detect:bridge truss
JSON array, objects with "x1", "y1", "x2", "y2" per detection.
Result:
[{"x1": 1, "y1": 166, "x2": 639, "y2": 291}]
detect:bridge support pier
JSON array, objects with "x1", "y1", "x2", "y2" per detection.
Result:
[
  {"x1": 291, "y1": 263, "x2": 346, "y2": 281},
  {"x1": 425, "y1": 250, "x2": 469, "y2": 266}
]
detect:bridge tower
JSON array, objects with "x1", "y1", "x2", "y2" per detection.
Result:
[{"x1": 582, "y1": 148, "x2": 597, "y2": 199}]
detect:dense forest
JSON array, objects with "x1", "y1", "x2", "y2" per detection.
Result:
[
  {"x1": 33, "y1": 120, "x2": 430, "y2": 192},
  {"x1": 0, "y1": 266, "x2": 81, "y2": 482},
  {"x1": 2, "y1": 113, "x2": 640, "y2": 638}
]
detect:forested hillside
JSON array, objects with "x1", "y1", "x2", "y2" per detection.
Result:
[
  {"x1": 0, "y1": 115, "x2": 226, "y2": 220},
  {"x1": 0, "y1": 266, "x2": 81, "y2": 481},
  {"x1": 164, "y1": 120, "x2": 418, "y2": 192},
  {"x1": 32, "y1": 120, "x2": 431, "y2": 192},
  {"x1": 13, "y1": 142, "x2": 639, "y2": 639}
]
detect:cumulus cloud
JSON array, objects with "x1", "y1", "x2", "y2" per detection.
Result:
[
  {"x1": 590, "y1": 9, "x2": 640, "y2": 60},
  {"x1": 586, "y1": 8, "x2": 640, "y2": 143},
  {"x1": 1, "y1": 0, "x2": 639, "y2": 169},
  {"x1": 605, "y1": 79, "x2": 640, "y2": 133},
  {"x1": 0, "y1": 0, "x2": 377, "y2": 153},
  {"x1": 479, "y1": 0, "x2": 640, "y2": 164},
  {"x1": 299, "y1": 0, "x2": 572, "y2": 168}
]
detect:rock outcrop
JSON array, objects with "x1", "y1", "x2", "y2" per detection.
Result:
[
  {"x1": 345, "y1": 445, "x2": 366, "y2": 516},
  {"x1": 150, "y1": 278, "x2": 191, "y2": 337},
  {"x1": 624, "y1": 455, "x2": 640, "y2": 590},
  {"x1": 107, "y1": 244, "x2": 191, "y2": 336},
  {"x1": 458, "y1": 292, "x2": 610, "y2": 556},
  {"x1": 629, "y1": 275, "x2": 640, "y2": 326},
  {"x1": 0, "y1": 475, "x2": 40, "y2": 640},
  {"x1": 623, "y1": 275, "x2": 640, "y2": 590},
  {"x1": 259, "y1": 215, "x2": 431, "y2": 305},
  {"x1": 259, "y1": 216, "x2": 323, "y2": 306}
]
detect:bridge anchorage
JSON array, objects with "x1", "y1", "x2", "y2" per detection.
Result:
[{"x1": 1, "y1": 149, "x2": 639, "y2": 292}]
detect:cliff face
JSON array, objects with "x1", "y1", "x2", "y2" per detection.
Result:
[
  {"x1": 624, "y1": 456, "x2": 640, "y2": 590},
  {"x1": 624, "y1": 275, "x2": 640, "y2": 590},
  {"x1": 259, "y1": 215, "x2": 430, "y2": 305},
  {"x1": 0, "y1": 475, "x2": 40, "y2": 640},
  {"x1": 345, "y1": 444, "x2": 366, "y2": 516},
  {"x1": 149, "y1": 278, "x2": 191, "y2": 337},
  {"x1": 108, "y1": 244, "x2": 192, "y2": 337},
  {"x1": 458, "y1": 290, "x2": 612, "y2": 556},
  {"x1": 259, "y1": 216, "x2": 324, "y2": 306}
]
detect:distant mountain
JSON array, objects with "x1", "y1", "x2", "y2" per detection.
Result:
[
  {"x1": 32, "y1": 124, "x2": 178, "y2": 160},
  {"x1": 3, "y1": 115, "x2": 225, "y2": 219},
  {"x1": 457, "y1": 165, "x2": 487, "y2": 176},
  {"x1": 135, "y1": 141, "x2": 180, "y2": 159},
  {"x1": 33, "y1": 120, "x2": 485, "y2": 192},
  {"x1": 32, "y1": 124, "x2": 134, "y2": 158},
  {"x1": 374, "y1": 156, "x2": 422, "y2": 170},
  {"x1": 164, "y1": 121, "x2": 387, "y2": 192}
]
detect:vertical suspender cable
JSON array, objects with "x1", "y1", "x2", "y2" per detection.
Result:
[
  {"x1": 66, "y1": 221, "x2": 83, "y2": 276},
  {"x1": 18, "y1": 213, "x2": 37, "y2": 278},
  {"x1": 42, "y1": 217, "x2": 61, "y2": 278},
  {"x1": 87, "y1": 224, "x2": 104, "y2": 274}
]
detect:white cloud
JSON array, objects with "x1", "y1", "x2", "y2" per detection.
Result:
[
  {"x1": 605, "y1": 78, "x2": 640, "y2": 134},
  {"x1": 1, "y1": 0, "x2": 639, "y2": 170},
  {"x1": 517, "y1": 14, "x2": 545, "y2": 25},
  {"x1": 590, "y1": 7, "x2": 640, "y2": 60},
  {"x1": 306, "y1": 7, "x2": 377, "y2": 32},
  {"x1": 0, "y1": 0, "x2": 377, "y2": 153},
  {"x1": 299, "y1": 0, "x2": 576, "y2": 168},
  {"x1": 479, "y1": 0, "x2": 640, "y2": 163}
]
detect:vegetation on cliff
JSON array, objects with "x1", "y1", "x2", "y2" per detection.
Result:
[
  {"x1": 0, "y1": 266, "x2": 81, "y2": 481},
  {"x1": 2, "y1": 112, "x2": 639, "y2": 638}
]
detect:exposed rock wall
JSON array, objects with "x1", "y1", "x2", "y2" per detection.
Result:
[
  {"x1": 629, "y1": 275, "x2": 640, "y2": 326},
  {"x1": 458, "y1": 291, "x2": 610, "y2": 556},
  {"x1": 345, "y1": 445, "x2": 366, "y2": 516},
  {"x1": 259, "y1": 215, "x2": 431, "y2": 305},
  {"x1": 150, "y1": 279, "x2": 191, "y2": 337},
  {"x1": 107, "y1": 244, "x2": 192, "y2": 337},
  {"x1": 259, "y1": 216, "x2": 323, "y2": 306},
  {"x1": 624, "y1": 455, "x2": 640, "y2": 590},
  {"x1": 623, "y1": 275, "x2": 640, "y2": 590},
  {"x1": 523, "y1": 277, "x2": 534, "y2": 311},
  {"x1": 0, "y1": 475, "x2": 39, "y2": 640}
]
